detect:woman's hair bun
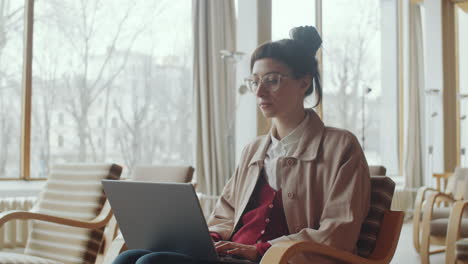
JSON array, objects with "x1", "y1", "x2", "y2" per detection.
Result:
[{"x1": 289, "y1": 26, "x2": 322, "y2": 56}]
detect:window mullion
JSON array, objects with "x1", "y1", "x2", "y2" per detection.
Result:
[
  {"x1": 20, "y1": 0, "x2": 34, "y2": 180},
  {"x1": 315, "y1": 0, "x2": 322, "y2": 119}
]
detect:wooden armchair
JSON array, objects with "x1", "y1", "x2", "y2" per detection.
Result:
[
  {"x1": 413, "y1": 170, "x2": 465, "y2": 253},
  {"x1": 0, "y1": 163, "x2": 122, "y2": 264},
  {"x1": 445, "y1": 199, "x2": 468, "y2": 264},
  {"x1": 418, "y1": 167, "x2": 468, "y2": 264},
  {"x1": 260, "y1": 176, "x2": 404, "y2": 264},
  {"x1": 101, "y1": 165, "x2": 195, "y2": 264}
]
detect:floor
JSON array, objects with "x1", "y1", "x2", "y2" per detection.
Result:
[{"x1": 392, "y1": 222, "x2": 445, "y2": 264}]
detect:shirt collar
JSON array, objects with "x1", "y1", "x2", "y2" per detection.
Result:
[
  {"x1": 249, "y1": 109, "x2": 325, "y2": 166},
  {"x1": 270, "y1": 112, "x2": 309, "y2": 149}
]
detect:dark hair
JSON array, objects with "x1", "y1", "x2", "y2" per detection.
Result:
[{"x1": 250, "y1": 26, "x2": 322, "y2": 107}]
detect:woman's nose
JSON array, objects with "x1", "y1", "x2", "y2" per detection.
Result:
[{"x1": 255, "y1": 82, "x2": 267, "y2": 97}]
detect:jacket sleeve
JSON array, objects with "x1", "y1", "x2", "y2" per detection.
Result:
[
  {"x1": 270, "y1": 137, "x2": 371, "y2": 254},
  {"x1": 207, "y1": 166, "x2": 239, "y2": 240}
]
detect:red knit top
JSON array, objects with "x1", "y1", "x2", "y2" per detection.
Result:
[{"x1": 211, "y1": 173, "x2": 289, "y2": 256}]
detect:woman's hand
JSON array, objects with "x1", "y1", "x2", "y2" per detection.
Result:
[{"x1": 215, "y1": 241, "x2": 259, "y2": 261}]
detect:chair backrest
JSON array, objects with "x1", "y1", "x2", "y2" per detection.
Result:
[
  {"x1": 357, "y1": 176, "x2": 396, "y2": 258},
  {"x1": 455, "y1": 168, "x2": 468, "y2": 200},
  {"x1": 25, "y1": 163, "x2": 122, "y2": 264},
  {"x1": 369, "y1": 166, "x2": 387, "y2": 176},
  {"x1": 132, "y1": 165, "x2": 194, "y2": 183}
]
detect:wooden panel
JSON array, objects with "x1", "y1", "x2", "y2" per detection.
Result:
[
  {"x1": 256, "y1": 0, "x2": 272, "y2": 136},
  {"x1": 442, "y1": 0, "x2": 460, "y2": 172},
  {"x1": 458, "y1": 2, "x2": 468, "y2": 13}
]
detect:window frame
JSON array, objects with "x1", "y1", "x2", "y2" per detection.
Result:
[{"x1": 9, "y1": 0, "x2": 457, "y2": 180}]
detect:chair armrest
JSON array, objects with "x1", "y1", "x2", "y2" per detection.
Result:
[
  {"x1": 419, "y1": 192, "x2": 457, "y2": 256},
  {"x1": 102, "y1": 236, "x2": 127, "y2": 264},
  {"x1": 414, "y1": 187, "x2": 442, "y2": 224},
  {"x1": 413, "y1": 187, "x2": 442, "y2": 251},
  {"x1": 421, "y1": 192, "x2": 456, "y2": 226},
  {"x1": 445, "y1": 200, "x2": 468, "y2": 264},
  {"x1": 424, "y1": 192, "x2": 456, "y2": 212},
  {"x1": 414, "y1": 187, "x2": 441, "y2": 213},
  {"x1": 0, "y1": 200, "x2": 113, "y2": 230},
  {"x1": 260, "y1": 241, "x2": 376, "y2": 264}
]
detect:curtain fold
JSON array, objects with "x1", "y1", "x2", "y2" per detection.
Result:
[
  {"x1": 404, "y1": 3, "x2": 425, "y2": 189},
  {"x1": 193, "y1": 0, "x2": 236, "y2": 196}
]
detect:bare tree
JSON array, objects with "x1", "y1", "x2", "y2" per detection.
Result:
[
  {"x1": 0, "y1": 1, "x2": 23, "y2": 176},
  {"x1": 0, "y1": 90, "x2": 13, "y2": 175},
  {"x1": 36, "y1": 0, "x2": 159, "y2": 163},
  {"x1": 113, "y1": 54, "x2": 192, "y2": 176},
  {"x1": 324, "y1": 0, "x2": 379, "y2": 139}
]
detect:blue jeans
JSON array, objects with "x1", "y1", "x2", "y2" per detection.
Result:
[{"x1": 112, "y1": 249, "x2": 215, "y2": 264}]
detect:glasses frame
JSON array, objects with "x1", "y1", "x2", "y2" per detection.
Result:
[{"x1": 244, "y1": 72, "x2": 291, "y2": 93}]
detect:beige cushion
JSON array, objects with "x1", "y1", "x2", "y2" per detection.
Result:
[
  {"x1": 132, "y1": 165, "x2": 194, "y2": 183},
  {"x1": 22, "y1": 164, "x2": 121, "y2": 264},
  {"x1": 0, "y1": 252, "x2": 62, "y2": 264},
  {"x1": 420, "y1": 207, "x2": 451, "y2": 220},
  {"x1": 430, "y1": 219, "x2": 468, "y2": 237}
]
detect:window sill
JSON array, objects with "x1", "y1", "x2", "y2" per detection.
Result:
[{"x1": 0, "y1": 181, "x2": 46, "y2": 198}]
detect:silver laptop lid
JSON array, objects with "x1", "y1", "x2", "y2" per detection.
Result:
[{"x1": 102, "y1": 180, "x2": 218, "y2": 261}]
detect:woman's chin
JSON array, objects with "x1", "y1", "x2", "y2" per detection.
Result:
[{"x1": 260, "y1": 108, "x2": 275, "y2": 118}]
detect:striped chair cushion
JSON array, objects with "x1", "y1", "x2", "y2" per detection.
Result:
[
  {"x1": 356, "y1": 176, "x2": 395, "y2": 257},
  {"x1": 23, "y1": 164, "x2": 121, "y2": 264},
  {"x1": 0, "y1": 252, "x2": 62, "y2": 264},
  {"x1": 456, "y1": 238, "x2": 468, "y2": 261}
]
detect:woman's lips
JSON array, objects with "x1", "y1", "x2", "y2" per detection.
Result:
[{"x1": 259, "y1": 103, "x2": 272, "y2": 109}]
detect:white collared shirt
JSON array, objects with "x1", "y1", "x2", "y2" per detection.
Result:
[{"x1": 264, "y1": 113, "x2": 309, "y2": 190}]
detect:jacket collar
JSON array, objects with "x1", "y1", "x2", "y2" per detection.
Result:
[{"x1": 249, "y1": 109, "x2": 325, "y2": 166}]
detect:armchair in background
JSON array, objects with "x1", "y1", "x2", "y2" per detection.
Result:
[
  {"x1": 369, "y1": 165, "x2": 387, "y2": 176},
  {"x1": 445, "y1": 198, "x2": 468, "y2": 264},
  {"x1": 413, "y1": 170, "x2": 460, "y2": 253},
  {"x1": 0, "y1": 163, "x2": 122, "y2": 264},
  {"x1": 417, "y1": 167, "x2": 468, "y2": 264}
]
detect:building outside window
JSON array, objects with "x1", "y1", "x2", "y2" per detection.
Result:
[{"x1": 1, "y1": 0, "x2": 193, "y2": 179}]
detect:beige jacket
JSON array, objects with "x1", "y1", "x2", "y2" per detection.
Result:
[{"x1": 208, "y1": 109, "x2": 371, "y2": 263}]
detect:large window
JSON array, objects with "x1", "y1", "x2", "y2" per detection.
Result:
[
  {"x1": 0, "y1": 2, "x2": 24, "y2": 179},
  {"x1": 272, "y1": 0, "x2": 400, "y2": 175},
  {"x1": 457, "y1": 5, "x2": 468, "y2": 166},
  {"x1": 272, "y1": 1, "x2": 316, "y2": 108},
  {"x1": 272, "y1": 0, "x2": 315, "y2": 41},
  {"x1": 2, "y1": 0, "x2": 193, "y2": 179},
  {"x1": 322, "y1": 0, "x2": 399, "y2": 175}
]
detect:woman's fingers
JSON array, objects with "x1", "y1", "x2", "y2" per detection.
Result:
[
  {"x1": 215, "y1": 241, "x2": 236, "y2": 253},
  {"x1": 226, "y1": 248, "x2": 241, "y2": 254},
  {"x1": 214, "y1": 241, "x2": 258, "y2": 261}
]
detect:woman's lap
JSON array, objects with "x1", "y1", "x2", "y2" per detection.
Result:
[{"x1": 112, "y1": 249, "x2": 211, "y2": 264}]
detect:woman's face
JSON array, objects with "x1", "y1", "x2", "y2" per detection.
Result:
[{"x1": 251, "y1": 58, "x2": 310, "y2": 119}]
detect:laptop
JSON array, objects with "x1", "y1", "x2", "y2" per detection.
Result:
[{"x1": 102, "y1": 180, "x2": 257, "y2": 264}]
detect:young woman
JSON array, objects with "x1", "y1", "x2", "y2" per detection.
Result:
[{"x1": 113, "y1": 25, "x2": 370, "y2": 264}]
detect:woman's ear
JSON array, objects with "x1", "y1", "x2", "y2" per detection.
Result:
[{"x1": 300, "y1": 75, "x2": 312, "y2": 94}]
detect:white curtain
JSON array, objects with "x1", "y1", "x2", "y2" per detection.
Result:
[
  {"x1": 193, "y1": 0, "x2": 236, "y2": 196},
  {"x1": 404, "y1": 2, "x2": 425, "y2": 189}
]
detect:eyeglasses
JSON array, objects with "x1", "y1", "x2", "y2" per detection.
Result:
[{"x1": 244, "y1": 73, "x2": 290, "y2": 93}]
